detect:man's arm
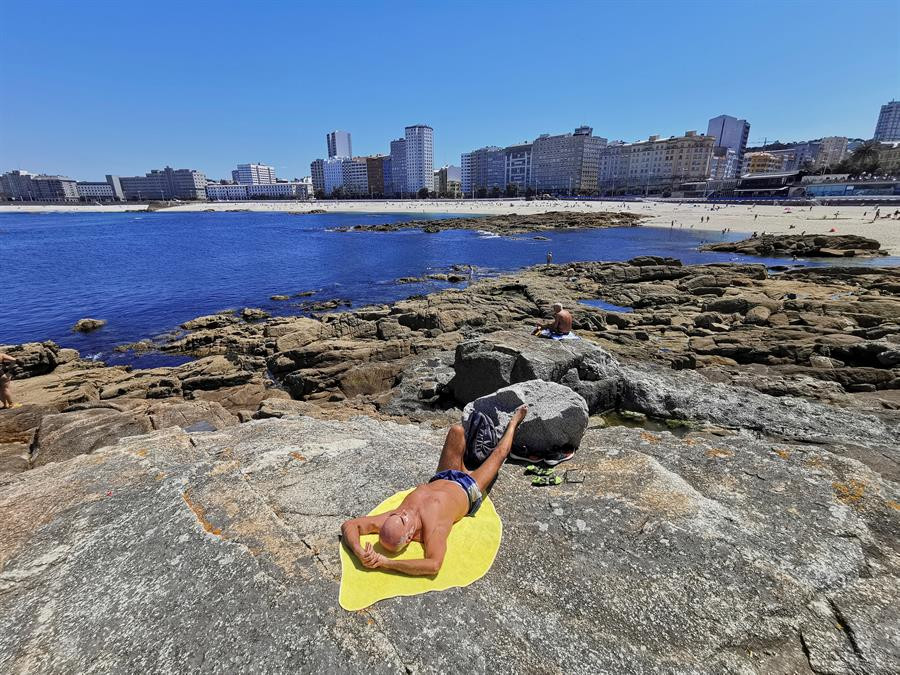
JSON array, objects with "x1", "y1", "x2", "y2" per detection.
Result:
[
  {"x1": 360, "y1": 525, "x2": 449, "y2": 577},
  {"x1": 341, "y1": 512, "x2": 392, "y2": 560}
]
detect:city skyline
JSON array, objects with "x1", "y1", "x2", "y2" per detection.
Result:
[{"x1": 1, "y1": 0, "x2": 897, "y2": 180}]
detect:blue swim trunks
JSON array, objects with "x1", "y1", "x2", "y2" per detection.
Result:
[{"x1": 430, "y1": 469, "x2": 483, "y2": 516}]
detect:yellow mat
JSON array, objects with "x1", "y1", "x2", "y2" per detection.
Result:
[{"x1": 338, "y1": 488, "x2": 502, "y2": 611}]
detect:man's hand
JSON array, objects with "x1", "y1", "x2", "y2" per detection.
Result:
[{"x1": 360, "y1": 543, "x2": 386, "y2": 569}]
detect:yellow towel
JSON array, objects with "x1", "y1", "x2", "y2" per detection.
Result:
[{"x1": 338, "y1": 488, "x2": 502, "y2": 611}]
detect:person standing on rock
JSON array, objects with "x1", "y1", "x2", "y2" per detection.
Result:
[
  {"x1": 0, "y1": 352, "x2": 18, "y2": 408},
  {"x1": 533, "y1": 302, "x2": 573, "y2": 338},
  {"x1": 341, "y1": 405, "x2": 528, "y2": 576}
]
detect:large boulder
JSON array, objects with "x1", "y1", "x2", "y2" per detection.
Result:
[
  {"x1": 450, "y1": 330, "x2": 616, "y2": 406},
  {"x1": 30, "y1": 408, "x2": 154, "y2": 467},
  {"x1": 0, "y1": 341, "x2": 60, "y2": 379},
  {"x1": 463, "y1": 380, "x2": 588, "y2": 453}
]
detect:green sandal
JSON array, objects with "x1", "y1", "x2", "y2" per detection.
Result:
[
  {"x1": 531, "y1": 475, "x2": 563, "y2": 486},
  {"x1": 524, "y1": 464, "x2": 555, "y2": 477}
]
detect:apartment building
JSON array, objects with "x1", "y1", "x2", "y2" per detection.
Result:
[
  {"x1": 404, "y1": 125, "x2": 434, "y2": 195},
  {"x1": 598, "y1": 131, "x2": 714, "y2": 194},
  {"x1": 531, "y1": 126, "x2": 607, "y2": 194}
]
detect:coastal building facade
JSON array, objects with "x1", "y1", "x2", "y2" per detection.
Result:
[
  {"x1": 404, "y1": 125, "x2": 434, "y2": 195},
  {"x1": 741, "y1": 152, "x2": 785, "y2": 175},
  {"x1": 206, "y1": 181, "x2": 314, "y2": 200},
  {"x1": 709, "y1": 147, "x2": 737, "y2": 180},
  {"x1": 323, "y1": 157, "x2": 344, "y2": 196},
  {"x1": 504, "y1": 143, "x2": 532, "y2": 191},
  {"x1": 390, "y1": 138, "x2": 406, "y2": 196},
  {"x1": 874, "y1": 100, "x2": 900, "y2": 141},
  {"x1": 120, "y1": 167, "x2": 207, "y2": 200},
  {"x1": 327, "y1": 130, "x2": 352, "y2": 159},
  {"x1": 813, "y1": 136, "x2": 849, "y2": 168},
  {"x1": 232, "y1": 163, "x2": 276, "y2": 184},
  {"x1": 433, "y1": 165, "x2": 461, "y2": 197},
  {"x1": 706, "y1": 115, "x2": 750, "y2": 178},
  {"x1": 76, "y1": 181, "x2": 117, "y2": 201},
  {"x1": 597, "y1": 131, "x2": 714, "y2": 194},
  {"x1": 460, "y1": 146, "x2": 505, "y2": 196},
  {"x1": 0, "y1": 170, "x2": 79, "y2": 201},
  {"x1": 365, "y1": 155, "x2": 387, "y2": 197},
  {"x1": 310, "y1": 159, "x2": 325, "y2": 194},
  {"x1": 341, "y1": 158, "x2": 370, "y2": 196},
  {"x1": 531, "y1": 126, "x2": 607, "y2": 194}
]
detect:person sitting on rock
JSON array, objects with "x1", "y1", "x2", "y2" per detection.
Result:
[
  {"x1": 532, "y1": 302, "x2": 573, "y2": 339},
  {"x1": 341, "y1": 405, "x2": 527, "y2": 576},
  {"x1": 0, "y1": 352, "x2": 18, "y2": 409}
]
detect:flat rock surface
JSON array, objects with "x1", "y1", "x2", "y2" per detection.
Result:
[
  {"x1": 1, "y1": 414, "x2": 898, "y2": 673},
  {"x1": 332, "y1": 210, "x2": 644, "y2": 234}
]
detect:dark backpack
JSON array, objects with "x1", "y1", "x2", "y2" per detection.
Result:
[{"x1": 463, "y1": 410, "x2": 499, "y2": 468}]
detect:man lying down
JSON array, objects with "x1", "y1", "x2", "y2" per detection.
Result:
[{"x1": 340, "y1": 405, "x2": 527, "y2": 576}]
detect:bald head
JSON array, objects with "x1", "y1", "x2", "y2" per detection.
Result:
[{"x1": 379, "y1": 513, "x2": 412, "y2": 552}]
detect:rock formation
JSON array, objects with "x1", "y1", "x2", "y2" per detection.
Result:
[
  {"x1": 332, "y1": 210, "x2": 644, "y2": 235},
  {"x1": 701, "y1": 233, "x2": 886, "y2": 258}
]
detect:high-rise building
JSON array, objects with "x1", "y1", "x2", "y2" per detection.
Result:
[
  {"x1": 389, "y1": 138, "x2": 407, "y2": 196},
  {"x1": 232, "y1": 163, "x2": 276, "y2": 184},
  {"x1": 504, "y1": 144, "x2": 532, "y2": 191},
  {"x1": 327, "y1": 130, "x2": 352, "y2": 159},
  {"x1": 460, "y1": 146, "x2": 505, "y2": 195},
  {"x1": 310, "y1": 159, "x2": 325, "y2": 194},
  {"x1": 598, "y1": 132, "x2": 714, "y2": 194},
  {"x1": 323, "y1": 157, "x2": 344, "y2": 196},
  {"x1": 0, "y1": 170, "x2": 36, "y2": 200},
  {"x1": 404, "y1": 125, "x2": 434, "y2": 195},
  {"x1": 531, "y1": 126, "x2": 607, "y2": 194},
  {"x1": 365, "y1": 155, "x2": 388, "y2": 197},
  {"x1": 814, "y1": 137, "x2": 849, "y2": 168},
  {"x1": 341, "y1": 158, "x2": 369, "y2": 196},
  {"x1": 381, "y1": 156, "x2": 393, "y2": 197},
  {"x1": 874, "y1": 101, "x2": 900, "y2": 141},
  {"x1": 706, "y1": 115, "x2": 750, "y2": 178}
]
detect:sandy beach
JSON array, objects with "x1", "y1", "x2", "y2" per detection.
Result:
[{"x1": 3, "y1": 199, "x2": 898, "y2": 254}]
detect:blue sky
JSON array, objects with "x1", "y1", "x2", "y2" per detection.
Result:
[{"x1": 1, "y1": 0, "x2": 897, "y2": 180}]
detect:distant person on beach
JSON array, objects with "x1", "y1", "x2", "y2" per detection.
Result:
[
  {"x1": 0, "y1": 352, "x2": 18, "y2": 409},
  {"x1": 546, "y1": 251, "x2": 553, "y2": 264},
  {"x1": 341, "y1": 405, "x2": 528, "y2": 576},
  {"x1": 533, "y1": 302, "x2": 573, "y2": 338}
]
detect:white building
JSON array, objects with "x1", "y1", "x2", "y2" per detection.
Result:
[
  {"x1": 232, "y1": 163, "x2": 276, "y2": 184},
  {"x1": 76, "y1": 182, "x2": 117, "y2": 200},
  {"x1": 206, "y1": 181, "x2": 314, "y2": 201},
  {"x1": 405, "y1": 124, "x2": 434, "y2": 195},
  {"x1": 323, "y1": 157, "x2": 344, "y2": 195},
  {"x1": 327, "y1": 130, "x2": 352, "y2": 159}
]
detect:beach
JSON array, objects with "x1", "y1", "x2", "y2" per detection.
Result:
[{"x1": 3, "y1": 199, "x2": 898, "y2": 253}]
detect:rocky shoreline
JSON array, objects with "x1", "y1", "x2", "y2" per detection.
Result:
[
  {"x1": 331, "y1": 209, "x2": 644, "y2": 234},
  {"x1": 701, "y1": 233, "x2": 887, "y2": 258},
  {"x1": 2, "y1": 255, "x2": 899, "y2": 672}
]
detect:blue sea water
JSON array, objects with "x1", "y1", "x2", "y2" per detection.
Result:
[{"x1": 3, "y1": 210, "x2": 897, "y2": 367}]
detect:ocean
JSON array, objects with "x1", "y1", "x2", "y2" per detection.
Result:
[{"x1": 3, "y1": 210, "x2": 896, "y2": 367}]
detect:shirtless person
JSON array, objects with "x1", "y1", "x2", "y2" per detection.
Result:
[
  {"x1": 341, "y1": 405, "x2": 527, "y2": 576},
  {"x1": 532, "y1": 302, "x2": 573, "y2": 338},
  {"x1": 0, "y1": 353, "x2": 18, "y2": 409}
]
